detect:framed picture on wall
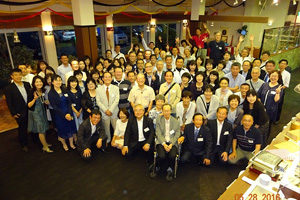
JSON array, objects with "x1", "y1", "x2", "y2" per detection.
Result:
[{"x1": 221, "y1": 36, "x2": 228, "y2": 43}]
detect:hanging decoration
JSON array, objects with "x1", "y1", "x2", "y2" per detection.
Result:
[
  {"x1": 0, "y1": 0, "x2": 56, "y2": 13},
  {"x1": 0, "y1": 0, "x2": 48, "y2": 6},
  {"x1": 93, "y1": 0, "x2": 138, "y2": 7},
  {"x1": 237, "y1": 25, "x2": 248, "y2": 35},
  {"x1": 120, "y1": 12, "x2": 150, "y2": 18},
  {"x1": 152, "y1": 0, "x2": 186, "y2": 7}
]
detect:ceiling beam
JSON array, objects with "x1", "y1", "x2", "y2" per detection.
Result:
[{"x1": 196, "y1": 15, "x2": 269, "y2": 23}]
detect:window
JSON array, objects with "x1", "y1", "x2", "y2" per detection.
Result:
[
  {"x1": 53, "y1": 28, "x2": 77, "y2": 58},
  {"x1": 156, "y1": 24, "x2": 167, "y2": 49},
  {"x1": 96, "y1": 27, "x2": 102, "y2": 57},
  {"x1": 113, "y1": 26, "x2": 131, "y2": 55},
  {"x1": 132, "y1": 25, "x2": 144, "y2": 51},
  {"x1": 168, "y1": 23, "x2": 177, "y2": 48},
  {"x1": 0, "y1": 34, "x2": 11, "y2": 88}
]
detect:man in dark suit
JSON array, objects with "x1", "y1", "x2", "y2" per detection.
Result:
[
  {"x1": 153, "y1": 60, "x2": 166, "y2": 94},
  {"x1": 5, "y1": 68, "x2": 31, "y2": 152},
  {"x1": 207, "y1": 107, "x2": 233, "y2": 165},
  {"x1": 239, "y1": 60, "x2": 252, "y2": 80},
  {"x1": 122, "y1": 104, "x2": 154, "y2": 160},
  {"x1": 181, "y1": 113, "x2": 213, "y2": 166},
  {"x1": 77, "y1": 109, "x2": 106, "y2": 160},
  {"x1": 144, "y1": 63, "x2": 158, "y2": 92}
]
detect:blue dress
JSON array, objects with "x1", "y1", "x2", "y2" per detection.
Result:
[
  {"x1": 258, "y1": 83, "x2": 283, "y2": 122},
  {"x1": 48, "y1": 90, "x2": 77, "y2": 139},
  {"x1": 28, "y1": 96, "x2": 49, "y2": 134}
]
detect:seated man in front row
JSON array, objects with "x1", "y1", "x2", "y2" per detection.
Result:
[
  {"x1": 207, "y1": 107, "x2": 233, "y2": 165},
  {"x1": 228, "y1": 114, "x2": 262, "y2": 164},
  {"x1": 180, "y1": 113, "x2": 213, "y2": 167},
  {"x1": 77, "y1": 109, "x2": 106, "y2": 160},
  {"x1": 122, "y1": 104, "x2": 154, "y2": 163},
  {"x1": 155, "y1": 104, "x2": 180, "y2": 182}
]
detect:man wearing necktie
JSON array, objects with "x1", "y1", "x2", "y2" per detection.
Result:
[
  {"x1": 155, "y1": 104, "x2": 180, "y2": 181},
  {"x1": 96, "y1": 72, "x2": 120, "y2": 145},
  {"x1": 263, "y1": 60, "x2": 276, "y2": 83},
  {"x1": 180, "y1": 113, "x2": 213, "y2": 166}
]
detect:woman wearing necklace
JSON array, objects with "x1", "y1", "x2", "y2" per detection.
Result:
[
  {"x1": 48, "y1": 75, "x2": 77, "y2": 151},
  {"x1": 207, "y1": 71, "x2": 220, "y2": 93},
  {"x1": 196, "y1": 85, "x2": 219, "y2": 122},
  {"x1": 81, "y1": 78, "x2": 99, "y2": 120},
  {"x1": 180, "y1": 72, "x2": 192, "y2": 93},
  {"x1": 215, "y1": 77, "x2": 233, "y2": 106},
  {"x1": 191, "y1": 71, "x2": 207, "y2": 102},
  {"x1": 226, "y1": 94, "x2": 244, "y2": 129},
  {"x1": 186, "y1": 60, "x2": 197, "y2": 80},
  {"x1": 28, "y1": 76, "x2": 52, "y2": 153},
  {"x1": 67, "y1": 76, "x2": 83, "y2": 132},
  {"x1": 258, "y1": 70, "x2": 283, "y2": 127}
]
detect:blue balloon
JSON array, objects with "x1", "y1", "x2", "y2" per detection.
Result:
[{"x1": 241, "y1": 30, "x2": 247, "y2": 35}]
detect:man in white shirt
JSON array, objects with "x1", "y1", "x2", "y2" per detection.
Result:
[
  {"x1": 222, "y1": 51, "x2": 233, "y2": 74},
  {"x1": 235, "y1": 35, "x2": 254, "y2": 67},
  {"x1": 207, "y1": 107, "x2": 233, "y2": 165},
  {"x1": 128, "y1": 73, "x2": 155, "y2": 116},
  {"x1": 18, "y1": 65, "x2": 34, "y2": 86},
  {"x1": 172, "y1": 56, "x2": 189, "y2": 84},
  {"x1": 165, "y1": 55, "x2": 175, "y2": 71},
  {"x1": 276, "y1": 59, "x2": 291, "y2": 124},
  {"x1": 260, "y1": 51, "x2": 270, "y2": 69},
  {"x1": 171, "y1": 47, "x2": 179, "y2": 67},
  {"x1": 65, "y1": 60, "x2": 87, "y2": 85},
  {"x1": 57, "y1": 54, "x2": 72, "y2": 84},
  {"x1": 107, "y1": 38, "x2": 126, "y2": 60}
]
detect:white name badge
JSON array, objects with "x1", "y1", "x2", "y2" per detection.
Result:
[
  {"x1": 197, "y1": 138, "x2": 204, "y2": 142},
  {"x1": 172, "y1": 90, "x2": 176, "y2": 93},
  {"x1": 224, "y1": 131, "x2": 229, "y2": 135},
  {"x1": 64, "y1": 94, "x2": 68, "y2": 97},
  {"x1": 270, "y1": 91, "x2": 276, "y2": 95},
  {"x1": 72, "y1": 103, "x2": 76, "y2": 107},
  {"x1": 248, "y1": 140, "x2": 254, "y2": 143},
  {"x1": 219, "y1": 47, "x2": 222, "y2": 50},
  {"x1": 144, "y1": 127, "x2": 150, "y2": 132},
  {"x1": 111, "y1": 94, "x2": 115, "y2": 97},
  {"x1": 123, "y1": 88, "x2": 128, "y2": 91},
  {"x1": 170, "y1": 130, "x2": 175, "y2": 135}
]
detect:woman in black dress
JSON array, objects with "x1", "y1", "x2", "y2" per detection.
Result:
[
  {"x1": 81, "y1": 78, "x2": 99, "y2": 120},
  {"x1": 190, "y1": 71, "x2": 206, "y2": 102}
]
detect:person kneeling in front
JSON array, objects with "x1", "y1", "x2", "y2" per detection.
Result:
[
  {"x1": 77, "y1": 109, "x2": 106, "y2": 160},
  {"x1": 122, "y1": 104, "x2": 154, "y2": 163},
  {"x1": 180, "y1": 113, "x2": 213, "y2": 167},
  {"x1": 228, "y1": 114, "x2": 262, "y2": 164},
  {"x1": 155, "y1": 104, "x2": 180, "y2": 182}
]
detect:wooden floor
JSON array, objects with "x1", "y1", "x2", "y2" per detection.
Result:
[
  {"x1": 0, "y1": 68, "x2": 299, "y2": 200},
  {"x1": 0, "y1": 98, "x2": 18, "y2": 133}
]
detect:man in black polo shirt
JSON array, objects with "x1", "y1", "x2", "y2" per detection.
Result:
[
  {"x1": 112, "y1": 66, "x2": 131, "y2": 111},
  {"x1": 228, "y1": 114, "x2": 262, "y2": 164}
]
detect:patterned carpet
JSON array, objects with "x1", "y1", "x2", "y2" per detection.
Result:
[{"x1": 0, "y1": 98, "x2": 18, "y2": 133}]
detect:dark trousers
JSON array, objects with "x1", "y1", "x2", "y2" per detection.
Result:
[
  {"x1": 15, "y1": 116, "x2": 28, "y2": 147},
  {"x1": 210, "y1": 146, "x2": 227, "y2": 165},
  {"x1": 80, "y1": 134, "x2": 103, "y2": 160},
  {"x1": 125, "y1": 141, "x2": 153, "y2": 162},
  {"x1": 276, "y1": 90, "x2": 285, "y2": 122},
  {"x1": 181, "y1": 150, "x2": 206, "y2": 165},
  {"x1": 156, "y1": 144, "x2": 178, "y2": 170}
]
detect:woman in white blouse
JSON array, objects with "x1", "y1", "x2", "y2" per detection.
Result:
[
  {"x1": 196, "y1": 85, "x2": 220, "y2": 121},
  {"x1": 111, "y1": 108, "x2": 129, "y2": 150},
  {"x1": 215, "y1": 77, "x2": 233, "y2": 106}
]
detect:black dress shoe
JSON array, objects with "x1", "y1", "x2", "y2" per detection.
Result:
[
  {"x1": 21, "y1": 146, "x2": 29, "y2": 153},
  {"x1": 166, "y1": 170, "x2": 174, "y2": 182},
  {"x1": 99, "y1": 148, "x2": 109, "y2": 154},
  {"x1": 274, "y1": 121, "x2": 279, "y2": 125}
]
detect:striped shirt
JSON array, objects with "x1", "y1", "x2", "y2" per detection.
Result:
[
  {"x1": 233, "y1": 125, "x2": 262, "y2": 152},
  {"x1": 112, "y1": 79, "x2": 131, "y2": 109}
]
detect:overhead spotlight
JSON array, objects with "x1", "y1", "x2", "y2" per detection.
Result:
[
  {"x1": 182, "y1": 19, "x2": 188, "y2": 27},
  {"x1": 293, "y1": 0, "x2": 296, "y2": 5},
  {"x1": 146, "y1": 26, "x2": 150, "y2": 32},
  {"x1": 234, "y1": 0, "x2": 238, "y2": 5},
  {"x1": 273, "y1": 0, "x2": 278, "y2": 5},
  {"x1": 259, "y1": 0, "x2": 262, "y2": 5},
  {"x1": 200, "y1": 0, "x2": 203, "y2": 2},
  {"x1": 211, "y1": 22, "x2": 214, "y2": 27}
]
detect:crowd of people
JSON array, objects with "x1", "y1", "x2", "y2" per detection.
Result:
[{"x1": 4, "y1": 27, "x2": 291, "y2": 182}]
